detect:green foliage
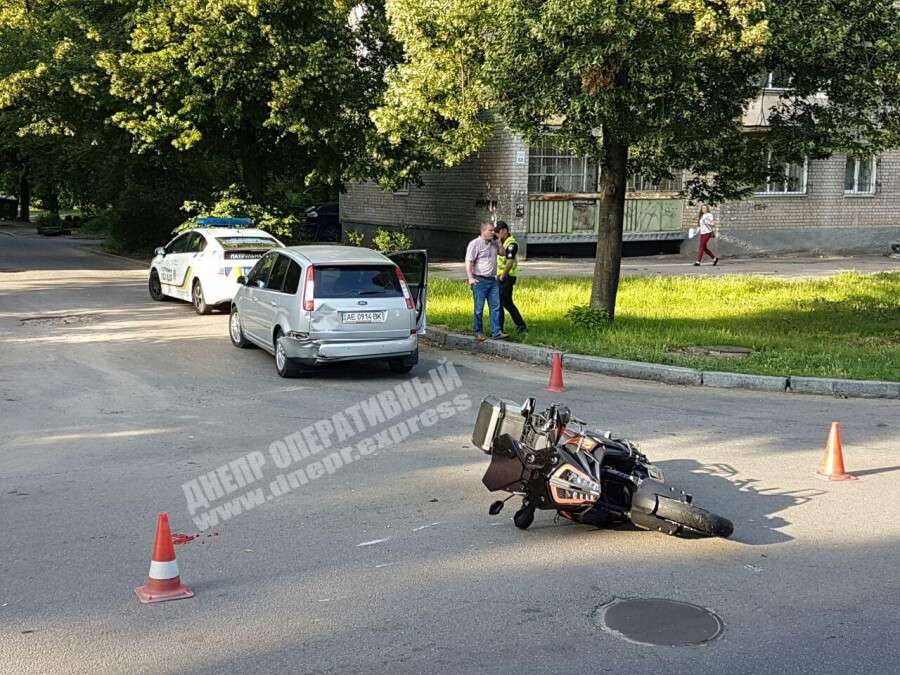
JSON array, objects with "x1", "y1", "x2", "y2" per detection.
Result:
[
  {"x1": 428, "y1": 273, "x2": 900, "y2": 381},
  {"x1": 81, "y1": 209, "x2": 116, "y2": 235},
  {"x1": 181, "y1": 185, "x2": 299, "y2": 240},
  {"x1": 344, "y1": 229, "x2": 366, "y2": 247},
  {"x1": 376, "y1": 0, "x2": 900, "y2": 315},
  {"x1": 102, "y1": 1, "x2": 397, "y2": 201},
  {"x1": 371, "y1": 227, "x2": 412, "y2": 253},
  {"x1": 34, "y1": 211, "x2": 63, "y2": 228},
  {"x1": 565, "y1": 305, "x2": 611, "y2": 330},
  {"x1": 0, "y1": 1, "x2": 400, "y2": 251}
]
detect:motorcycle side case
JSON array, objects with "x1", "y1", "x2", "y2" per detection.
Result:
[{"x1": 472, "y1": 396, "x2": 527, "y2": 454}]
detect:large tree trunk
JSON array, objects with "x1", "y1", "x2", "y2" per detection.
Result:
[
  {"x1": 238, "y1": 125, "x2": 266, "y2": 203},
  {"x1": 589, "y1": 139, "x2": 628, "y2": 319},
  {"x1": 18, "y1": 168, "x2": 30, "y2": 222},
  {"x1": 45, "y1": 189, "x2": 60, "y2": 215}
]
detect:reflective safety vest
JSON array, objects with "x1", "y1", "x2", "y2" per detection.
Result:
[{"x1": 497, "y1": 234, "x2": 519, "y2": 278}]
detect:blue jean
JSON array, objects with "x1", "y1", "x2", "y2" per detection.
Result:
[{"x1": 472, "y1": 276, "x2": 502, "y2": 337}]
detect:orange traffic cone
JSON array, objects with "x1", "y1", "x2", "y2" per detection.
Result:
[
  {"x1": 816, "y1": 422, "x2": 857, "y2": 481},
  {"x1": 135, "y1": 512, "x2": 195, "y2": 603},
  {"x1": 546, "y1": 352, "x2": 566, "y2": 393}
]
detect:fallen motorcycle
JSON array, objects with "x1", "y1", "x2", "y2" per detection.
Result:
[{"x1": 472, "y1": 396, "x2": 734, "y2": 538}]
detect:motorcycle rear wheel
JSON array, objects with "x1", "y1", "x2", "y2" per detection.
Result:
[{"x1": 654, "y1": 498, "x2": 734, "y2": 538}]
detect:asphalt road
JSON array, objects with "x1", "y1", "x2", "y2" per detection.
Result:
[{"x1": 2, "y1": 230, "x2": 900, "y2": 674}]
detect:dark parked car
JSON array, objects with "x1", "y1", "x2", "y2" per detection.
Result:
[
  {"x1": 0, "y1": 197, "x2": 17, "y2": 221},
  {"x1": 300, "y1": 203, "x2": 341, "y2": 242},
  {"x1": 36, "y1": 217, "x2": 72, "y2": 236}
]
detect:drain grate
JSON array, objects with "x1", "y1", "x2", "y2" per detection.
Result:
[{"x1": 594, "y1": 598, "x2": 723, "y2": 646}]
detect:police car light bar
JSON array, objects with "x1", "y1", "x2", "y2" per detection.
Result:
[{"x1": 195, "y1": 217, "x2": 253, "y2": 227}]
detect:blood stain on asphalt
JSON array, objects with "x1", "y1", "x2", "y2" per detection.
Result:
[{"x1": 172, "y1": 533, "x2": 197, "y2": 545}]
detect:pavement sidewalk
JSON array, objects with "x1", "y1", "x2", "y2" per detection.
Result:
[{"x1": 431, "y1": 254, "x2": 900, "y2": 280}]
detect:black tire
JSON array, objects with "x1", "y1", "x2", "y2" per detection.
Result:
[
  {"x1": 513, "y1": 504, "x2": 535, "y2": 530},
  {"x1": 192, "y1": 279, "x2": 212, "y2": 315},
  {"x1": 654, "y1": 497, "x2": 734, "y2": 538},
  {"x1": 274, "y1": 330, "x2": 304, "y2": 378},
  {"x1": 149, "y1": 270, "x2": 166, "y2": 301},
  {"x1": 229, "y1": 306, "x2": 252, "y2": 348}
]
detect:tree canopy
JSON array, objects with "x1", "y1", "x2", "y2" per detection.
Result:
[
  {"x1": 0, "y1": 0, "x2": 399, "y2": 248},
  {"x1": 375, "y1": 0, "x2": 900, "y2": 316}
]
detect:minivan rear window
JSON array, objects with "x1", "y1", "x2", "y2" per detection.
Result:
[
  {"x1": 215, "y1": 236, "x2": 280, "y2": 249},
  {"x1": 314, "y1": 265, "x2": 402, "y2": 298}
]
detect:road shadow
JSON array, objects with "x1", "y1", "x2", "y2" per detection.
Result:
[
  {"x1": 852, "y1": 464, "x2": 900, "y2": 478},
  {"x1": 657, "y1": 459, "x2": 825, "y2": 545}
]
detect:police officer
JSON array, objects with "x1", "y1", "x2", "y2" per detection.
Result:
[{"x1": 495, "y1": 221, "x2": 527, "y2": 334}]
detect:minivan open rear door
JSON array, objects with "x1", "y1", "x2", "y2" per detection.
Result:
[{"x1": 387, "y1": 250, "x2": 428, "y2": 334}]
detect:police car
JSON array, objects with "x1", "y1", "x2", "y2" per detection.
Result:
[{"x1": 148, "y1": 218, "x2": 284, "y2": 314}]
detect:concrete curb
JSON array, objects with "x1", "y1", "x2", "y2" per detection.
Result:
[
  {"x1": 423, "y1": 326, "x2": 900, "y2": 400},
  {"x1": 81, "y1": 244, "x2": 149, "y2": 266},
  {"x1": 565, "y1": 353, "x2": 702, "y2": 386},
  {"x1": 702, "y1": 371, "x2": 788, "y2": 392},
  {"x1": 790, "y1": 376, "x2": 900, "y2": 399}
]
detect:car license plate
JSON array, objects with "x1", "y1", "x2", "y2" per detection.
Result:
[{"x1": 342, "y1": 310, "x2": 386, "y2": 324}]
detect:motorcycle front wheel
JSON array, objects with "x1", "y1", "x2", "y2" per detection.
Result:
[{"x1": 654, "y1": 498, "x2": 734, "y2": 538}]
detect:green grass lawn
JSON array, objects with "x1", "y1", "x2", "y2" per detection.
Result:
[{"x1": 428, "y1": 272, "x2": 900, "y2": 381}]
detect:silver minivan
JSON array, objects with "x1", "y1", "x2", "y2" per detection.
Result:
[{"x1": 229, "y1": 246, "x2": 427, "y2": 377}]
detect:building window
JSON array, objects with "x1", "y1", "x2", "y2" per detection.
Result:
[
  {"x1": 528, "y1": 140, "x2": 598, "y2": 193},
  {"x1": 756, "y1": 152, "x2": 807, "y2": 195},
  {"x1": 627, "y1": 172, "x2": 684, "y2": 193},
  {"x1": 761, "y1": 69, "x2": 791, "y2": 90},
  {"x1": 392, "y1": 180, "x2": 410, "y2": 196},
  {"x1": 844, "y1": 156, "x2": 876, "y2": 195}
]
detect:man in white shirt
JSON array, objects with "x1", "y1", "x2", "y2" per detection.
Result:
[{"x1": 465, "y1": 223, "x2": 507, "y2": 341}]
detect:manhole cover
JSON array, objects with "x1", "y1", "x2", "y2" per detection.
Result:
[{"x1": 594, "y1": 598, "x2": 723, "y2": 646}]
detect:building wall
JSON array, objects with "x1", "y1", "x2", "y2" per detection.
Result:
[
  {"x1": 680, "y1": 151, "x2": 900, "y2": 256},
  {"x1": 340, "y1": 120, "x2": 528, "y2": 258},
  {"x1": 344, "y1": 122, "x2": 900, "y2": 258},
  {"x1": 475, "y1": 122, "x2": 530, "y2": 248}
]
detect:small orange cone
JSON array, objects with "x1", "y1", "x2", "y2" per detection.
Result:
[
  {"x1": 135, "y1": 512, "x2": 194, "y2": 603},
  {"x1": 816, "y1": 422, "x2": 857, "y2": 481},
  {"x1": 546, "y1": 352, "x2": 566, "y2": 392}
]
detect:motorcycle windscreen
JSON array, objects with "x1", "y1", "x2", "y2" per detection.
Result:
[{"x1": 482, "y1": 454, "x2": 525, "y2": 492}]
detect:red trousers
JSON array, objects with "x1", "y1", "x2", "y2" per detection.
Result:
[{"x1": 697, "y1": 233, "x2": 716, "y2": 262}]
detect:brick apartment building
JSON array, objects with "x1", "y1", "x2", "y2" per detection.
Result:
[{"x1": 341, "y1": 87, "x2": 900, "y2": 258}]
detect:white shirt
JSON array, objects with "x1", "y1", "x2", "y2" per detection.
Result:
[{"x1": 699, "y1": 213, "x2": 715, "y2": 235}]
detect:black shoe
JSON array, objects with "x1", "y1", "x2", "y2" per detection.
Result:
[
  {"x1": 713, "y1": 258, "x2": 719, "y2": 266},
  {"x1": 516, "y1": 325, "x2": 528, "y2": 334},
  {"x1": 693, "y1": 262, "x2": 701, "y2": 267}
]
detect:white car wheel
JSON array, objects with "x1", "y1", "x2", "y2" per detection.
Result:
[
  {"x1": 192, "y1": 280, "x2": 212, "y2": 315},
  {"x1": 276, "y1": 340, "x2": 287, "y2": 371},
  {"x1": 229, "y1": 308, "x2": 251, "y2": 348},
  {"x1": 274, "y1": 333, "x2": 302, "y2": 378}
]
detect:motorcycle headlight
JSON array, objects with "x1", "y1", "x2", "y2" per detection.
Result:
[{"x1": 548, "y1": 464, "x2": 601, "y2": 505}]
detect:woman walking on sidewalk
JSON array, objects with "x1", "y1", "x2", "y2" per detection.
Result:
[{"x1": 694, "y1": 204, "x2": 719, "y2": 266}]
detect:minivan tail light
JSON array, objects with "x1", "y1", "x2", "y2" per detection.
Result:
[
  {"x1": 303, "y1": 265, "x2": 315, "y2": 311},
  {"x1": 395, "y1": 267, "x2": 414, "y2": 310}
]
